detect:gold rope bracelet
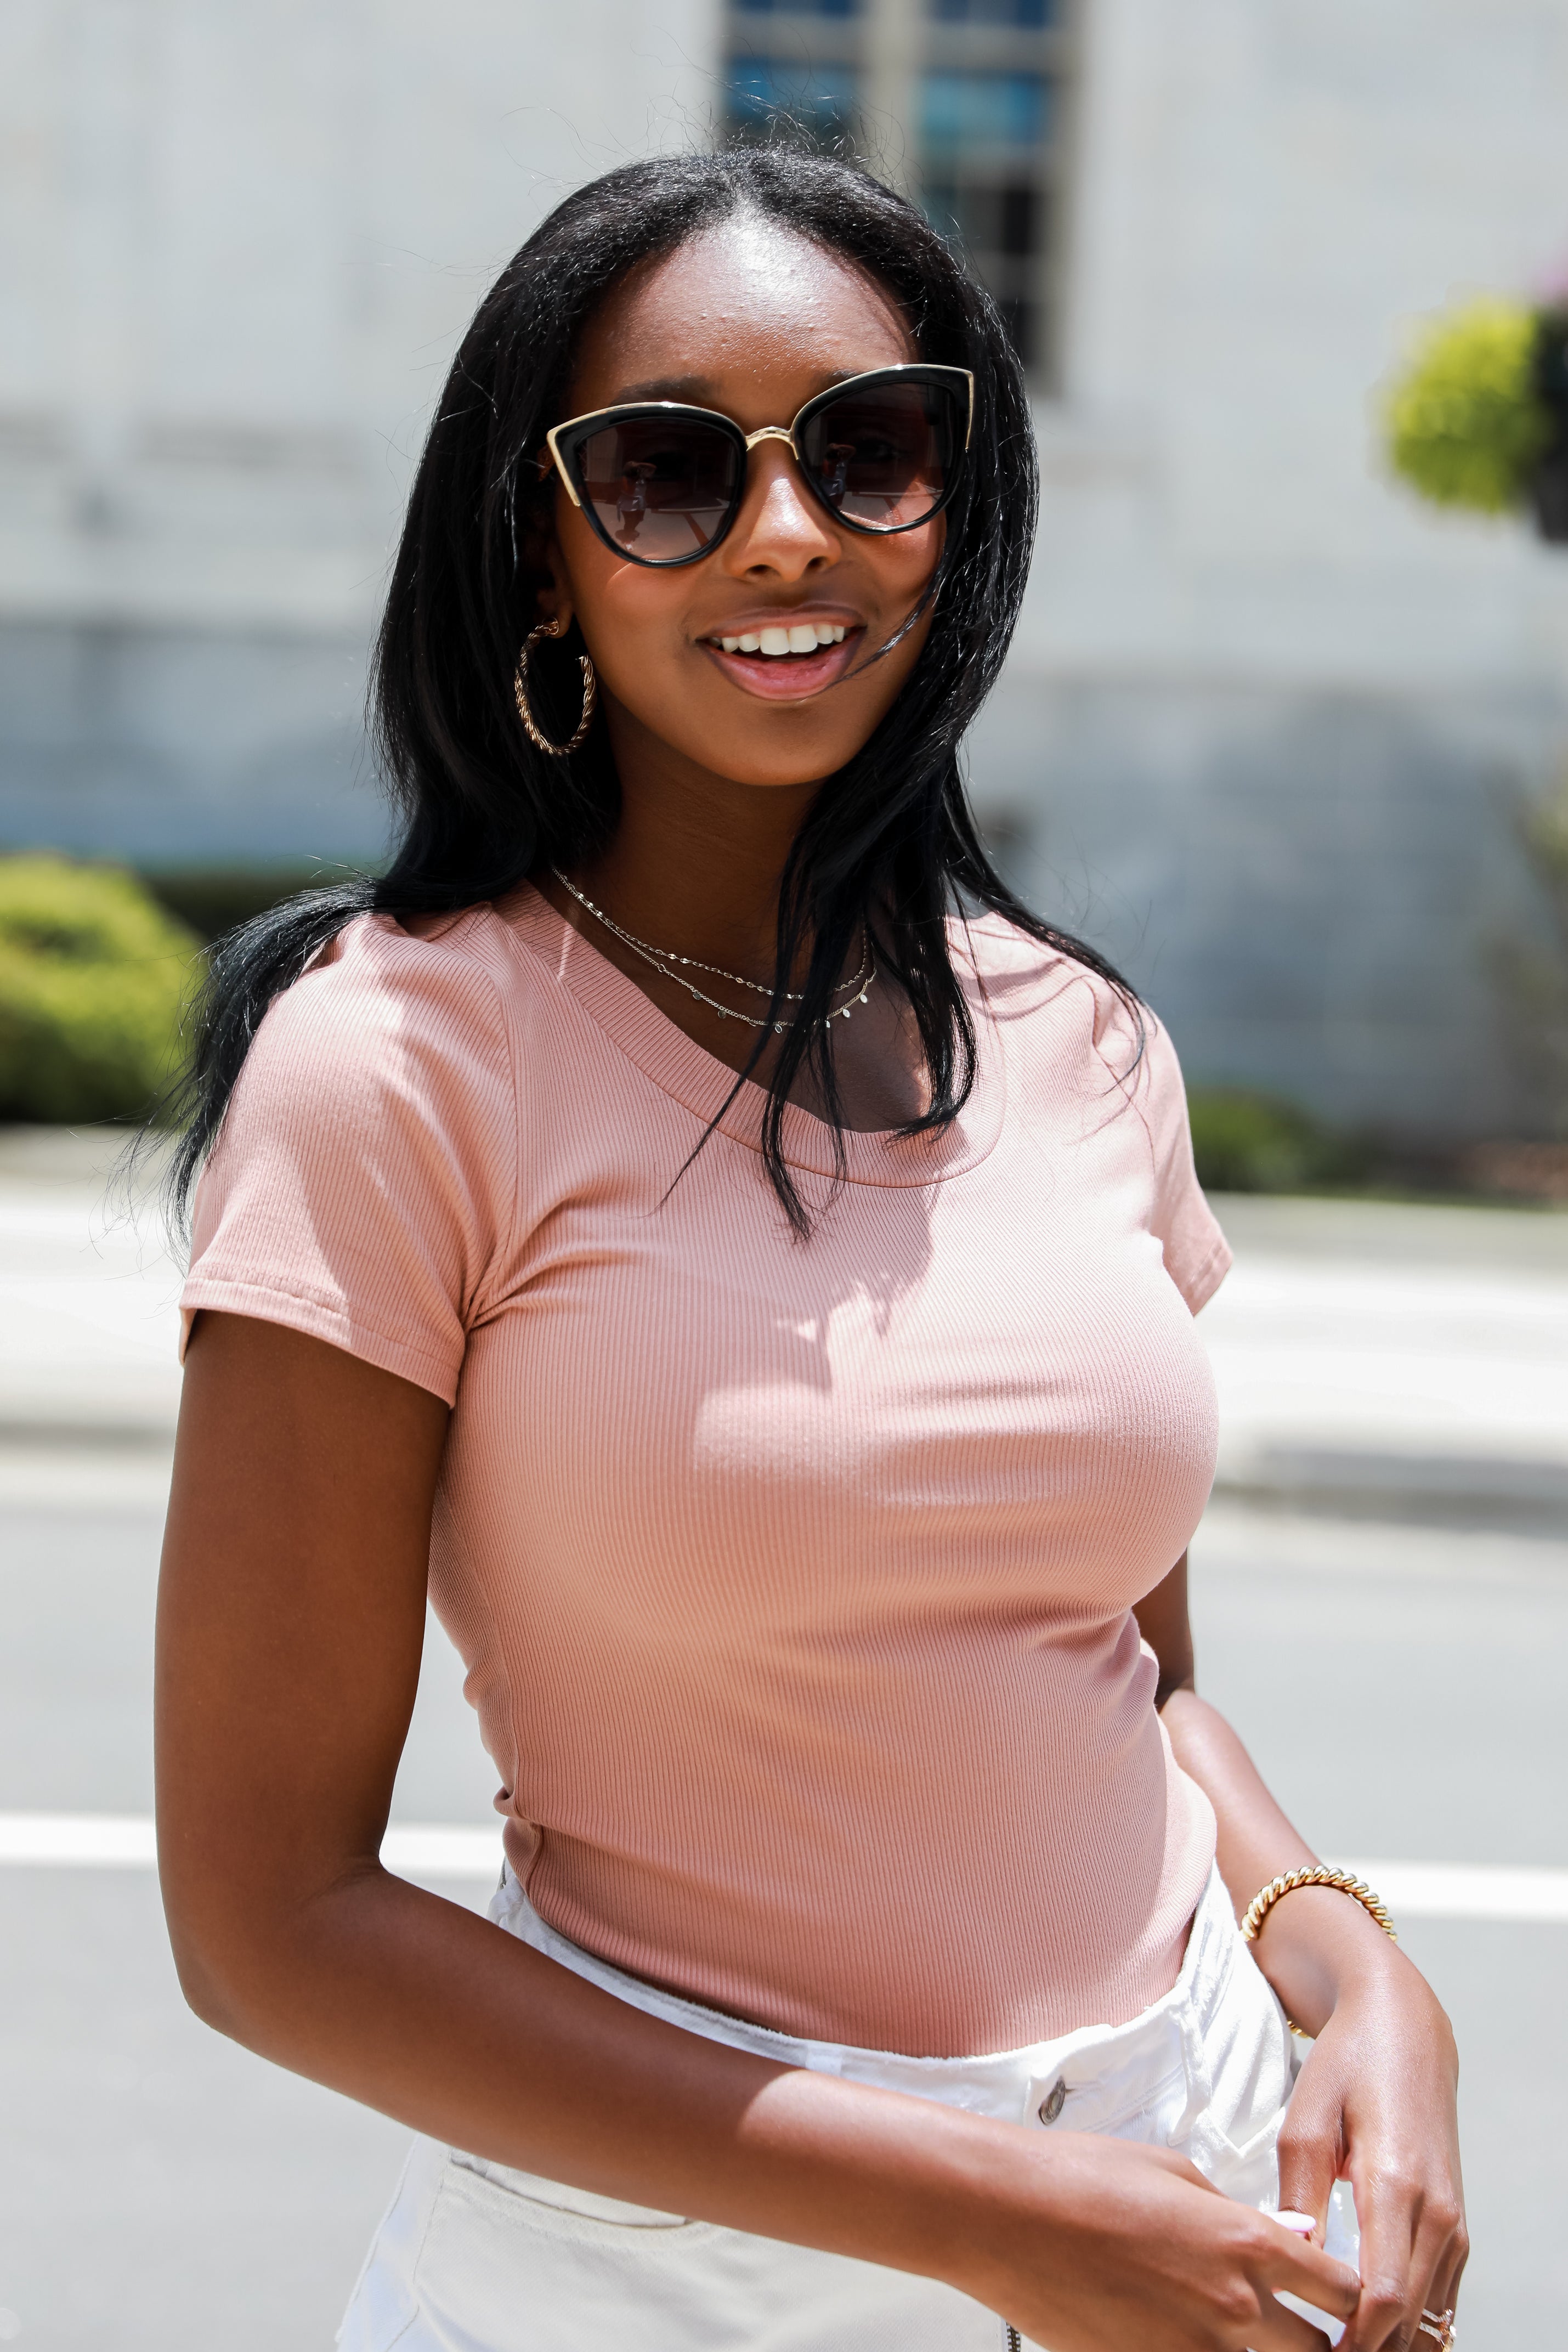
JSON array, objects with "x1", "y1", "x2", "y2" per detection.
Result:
[
  {"x1": 1242, "y1": 1869, "x2": 1397, "y2": 2034},
  {"x1": 1241, "y1": 1865, "x2": 1398, "y2": 1946}
]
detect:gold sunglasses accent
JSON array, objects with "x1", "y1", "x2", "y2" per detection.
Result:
[{"x1": 542, "y1": 364, "x2": 975, "y2": 513}]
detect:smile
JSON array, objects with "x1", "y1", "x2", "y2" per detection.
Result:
[
  {"x1": 701, "y1": 618, "x2": 862, "y2": 702},
  {"x1": 715, "y1": 621, "x2": 847, "y2": 657}
]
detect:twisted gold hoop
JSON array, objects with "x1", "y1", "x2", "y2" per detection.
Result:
[{"x1": 514, "y1": 619, "x2": 596, "y2": 756}]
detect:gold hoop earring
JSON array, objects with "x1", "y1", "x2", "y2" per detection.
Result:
[{"x1": 514, "y1": 619, "x2": 596, "y2": 757}]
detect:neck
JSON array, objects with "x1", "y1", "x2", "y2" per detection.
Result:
[{"x1": 574, "y1": 697, "x2": 828, "y2": 983}]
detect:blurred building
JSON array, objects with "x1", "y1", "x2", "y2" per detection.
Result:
[{"x1": 4, "y1": 0, "x2": 1568, "y2": 1136}]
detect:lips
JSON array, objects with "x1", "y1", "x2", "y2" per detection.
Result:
[{"x1": 702, "y1": 619, "x2": 863, "y2": 701}]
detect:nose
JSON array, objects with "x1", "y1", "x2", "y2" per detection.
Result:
[{"x1": 721, "y1": 442, "x2": 840, "y2": 581}]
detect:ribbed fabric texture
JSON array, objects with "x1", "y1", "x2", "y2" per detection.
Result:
[{"x1": 183, "y1": 883, "x2": 1231, "y2": 2056}]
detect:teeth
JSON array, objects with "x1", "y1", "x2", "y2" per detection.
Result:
[{"x1": 722, "y1": 622, "x2": 851, "y2": 657}]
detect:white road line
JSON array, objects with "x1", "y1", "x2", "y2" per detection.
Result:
[
  {"x1": 1344, "y1": 1860, "x2": 1568, "y2": 1923},
  {"x1": 1, "y1": 1817, "x2": 1566, "y2": 1919},
  {"x1": 0, "y1": 1814, "x2": 501, "y2": 1878}
]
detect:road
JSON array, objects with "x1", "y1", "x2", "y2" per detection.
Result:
[{"x1": 1, "y1": 1132, "x2": 1565, "y2": 2343}]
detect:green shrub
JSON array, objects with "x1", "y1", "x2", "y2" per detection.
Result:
[
  {"x1": 0, "y1": 855, "x2": 201, "y2": 1124},
  {"x1": 1384, "y1": 296, "x2": 1552, "y2": 514},
  {"x1": 1187, "y1": 1088, "x2": 1363, "y2": 1195},
  {"x1": 139, "y1": 861, "x2": 335, "y2": 945}
]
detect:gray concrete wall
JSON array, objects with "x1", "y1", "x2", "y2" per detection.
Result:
[
  {"x1": 962, "y1": 0, "x2": 1568, "y2": 1140},
  {"x1": 0, "y1": 618, "x2": 380, "y2": 866},
  {"x1": 967, "y1": 672, "x2": 1563, "y2": 1139},
  {"x1": 0, "y1": 0, "x2": 717, "y2": 869}
]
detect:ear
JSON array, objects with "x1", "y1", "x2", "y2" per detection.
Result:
[
  {"x1": 520, "y1": 461, "x2": 574, "y2": 638},
  {"x1": 534, "y1": 565, "x2": 575, "y2": 643}
]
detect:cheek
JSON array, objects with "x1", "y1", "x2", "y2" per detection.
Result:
[
  {"x1": 559, "y1": 528, "x2": 693, "y2": 673},
  {"x1": 874, "y1": 517, "x2": 944, "y2": 597}
]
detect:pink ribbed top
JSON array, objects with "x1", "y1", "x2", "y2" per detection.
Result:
[{"x1": 183, "y1": 883, "x2": 1230, "y2": 2055}]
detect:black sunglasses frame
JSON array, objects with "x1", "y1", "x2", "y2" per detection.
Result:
[{"x1": 542, "y1": 363, "x2": 976, "y2": 569}]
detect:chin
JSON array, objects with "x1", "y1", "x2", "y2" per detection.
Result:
[{"x1": 674, "y1": 722, "x2": 857, "y2": 791}]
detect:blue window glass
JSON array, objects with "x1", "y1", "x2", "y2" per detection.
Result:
[
  {"x1": 733, "y1": 0, "x2": 859, "y2": 16},
  {"x1": 727, "y1": 56, "x2": 859, "y2": 133},
  {"x1": 920, "y1": 70, "x2": 1048, "y2": 150},
  {"x1": 931, "y1": 0, "x2": 1051, "y2": 21}
]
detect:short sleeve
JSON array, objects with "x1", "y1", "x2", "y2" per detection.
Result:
[
  {"x1": 180, "y1": 913, "x2": 517, "y2": 1405},
  {"x1": 1136, "y1": 1015, "x2": 1231, "y2": 1315}
]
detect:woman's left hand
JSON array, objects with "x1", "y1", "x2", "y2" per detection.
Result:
[
  {"x1": 1146, "y1": 1666, "x2": 1468, "y2": 2352},
  {"x1": 1144, "y1": 1624, "x2": 1469, "y2": 2351},
  {"x1": 1272, "y1": 1934, "x2": 1467, "y2": 2351}
]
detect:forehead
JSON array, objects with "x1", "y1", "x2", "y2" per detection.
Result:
[{"x1": 564, "y1": 215, "x2": 916, "y2": 424}]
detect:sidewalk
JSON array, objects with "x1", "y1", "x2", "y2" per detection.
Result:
[
  {"x1": 1204, "y1": 1193, "x2": 1568, "y2": 1529},
  {"x1": 4, "y1": 1126, "x2": 1568, "y2": 1527},
  {"x1": 0, "y1": 1128, "x2": 181, "y2": 1509}
]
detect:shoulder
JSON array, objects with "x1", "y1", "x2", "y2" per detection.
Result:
[
  {"x1": 952, "y1": 909, "x2": 1140, "y2": 1058},
  {"x1": 264, "y1": 904, "x2": 512, "y2": 1045},
  {"x1": 208, "y1": 904, "x2": 527, "y2": 1236},
  {"x1": 233, "y1": 904, "x2": 529, "y2": 1126},
  {"x1": 955, "y1": 912, "x2": 1229, "y2": 1308},
  {"x1": 188, "y1": 906, "x2": 527, "y2": 1403}
]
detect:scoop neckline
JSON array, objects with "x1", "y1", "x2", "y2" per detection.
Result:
[{"x1": 497, "y1": 880, "x2": 1005, "y2": 1190}]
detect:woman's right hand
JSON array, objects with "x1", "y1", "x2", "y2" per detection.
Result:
[{"x1": 952, "y1": 2130, "x2": 1361, "y2": 2352}]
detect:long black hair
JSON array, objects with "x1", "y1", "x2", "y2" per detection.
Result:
[{"x1": 167, "y1": 144, "x2": 1134, "y2": 1235}]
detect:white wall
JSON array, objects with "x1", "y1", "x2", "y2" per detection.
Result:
[
  {"x1": 966, "y1": 0, "x2": 1568, "y2": 1135},
  {"x1": 0, "y1": 0, "x2": 719, "y2": 641},
  {"x1": 1021, "y1": 0, "x2": 1568, "y2": 696}
]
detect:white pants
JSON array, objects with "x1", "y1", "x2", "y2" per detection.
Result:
[{"x1": 339, "y1": 1865, "x2": 1357, "y2": 2351}]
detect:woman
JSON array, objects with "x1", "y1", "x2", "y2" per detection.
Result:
[{"x1": 155, "y1": 149, "x2": 1465, "y2": 2352}]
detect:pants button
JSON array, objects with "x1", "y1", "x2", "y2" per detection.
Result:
[{"x1": 1038, "y1": 2078, "x2": 1068, "y2": 2124}]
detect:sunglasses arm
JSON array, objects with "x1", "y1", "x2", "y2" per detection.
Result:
[{"x1": 540, "y1": 426, "x2": 584, "y2": 507}]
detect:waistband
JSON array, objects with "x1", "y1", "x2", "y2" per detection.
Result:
[{"x1": 490, "y1": 1861, "x2": 1252, "y2": 2138}]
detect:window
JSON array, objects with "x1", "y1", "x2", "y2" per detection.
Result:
[
  {"x1": 920, "y1": 70, "x2": 1048, "y2": 150},
  {"x1": 726, "y1": 57, "x2": 861, "y2": 137},
  {"x1": 931, "y1": 0, "x2": 1053, "y2": 24},
  {"x1": 720, "y1": 0, "x2": 1070, "y2": 380},
  {"x1": 732, "y1": 0, "x2": 861, "y2": 17},
  {"x1": 922, "y1": 179, "x2": 1039, "y2": 259}
]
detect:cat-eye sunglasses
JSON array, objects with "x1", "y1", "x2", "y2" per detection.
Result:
[{"x1": 542, "y1": 363, "x2": 974, "y2": 569}]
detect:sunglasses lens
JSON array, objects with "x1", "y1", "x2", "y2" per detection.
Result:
[
  {"x1": 573, "y1": 416, "x2": 741, "y2": 563},
  {"x1": 798, "y1": 378, "x2": 961, "y2": 531}
]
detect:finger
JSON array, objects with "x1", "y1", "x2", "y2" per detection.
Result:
[
  {"x1": 1413, "y1": 2213, "x2": 1470, "y2": 2350},
  {"x1": 1276, "y1": 2093, "x2": 1343, "y2": 2246},
  {"x1": 1266, "y1": 2234, "x2": 1362, "y2": 2323},
  {"x1": 1336, "y1": 2177, "x2": 1417, "y2": 2352}
]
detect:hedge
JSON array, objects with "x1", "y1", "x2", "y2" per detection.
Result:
[{"x1": 0, "y1": 855, "x2": 201, "y2": 1124}]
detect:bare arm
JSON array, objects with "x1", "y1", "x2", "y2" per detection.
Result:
[
  {"x1": 1134, "y1": 1556, "x2": 1467, "y2": 2350},
  {"x1": 157, "y1": 1315, "x2": 978, "y2": 2262},
  {"x1": 157, "y1": 1315, "x2": 1356, "y2": 2352}
]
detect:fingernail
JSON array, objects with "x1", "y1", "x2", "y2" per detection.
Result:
[{"x1": 1275, "y1": 2210, "x2": 1317, "y2": 2234}]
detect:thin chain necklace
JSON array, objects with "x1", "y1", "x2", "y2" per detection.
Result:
[{"x1": 551, "y1": 868, "x2": 876, "y2": 1034}]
